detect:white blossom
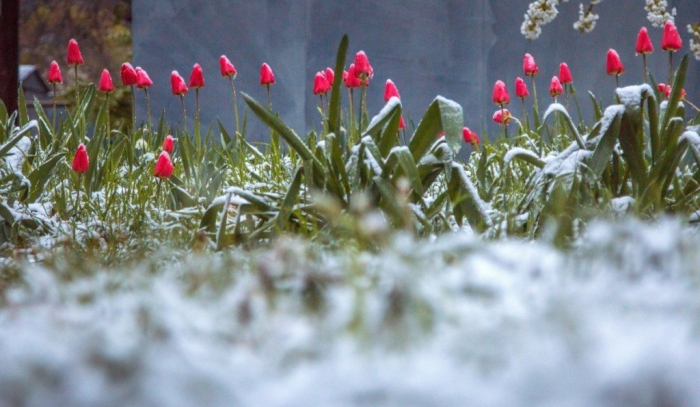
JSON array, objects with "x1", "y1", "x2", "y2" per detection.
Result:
[
  {"x1": 689, "y1": 23, "x2": 700, "y2": 61},
  {"x1": 645, "y1": 0, "x2": 676, "y2": 27},
  {"x1": 573, "y1": 3, "x2": 600, "y2": 33}
]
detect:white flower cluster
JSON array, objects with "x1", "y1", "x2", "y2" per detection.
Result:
[
  {"x1": 689, "y1": 24, "x2": 700, "y2": 61},
  {"x1": 573, "y1": 3, "x2": 600, "y2": 33},
  {"x1": 645, "y1": 0, "x2": 676, "y2": 27},
  {"x1": 521, "y1": 0, "x2": 569, "y2": 41}
]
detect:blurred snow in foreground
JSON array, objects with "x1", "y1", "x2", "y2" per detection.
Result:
[{"x1": 1, "y1": 218, "x2": 700, "y2": 407}]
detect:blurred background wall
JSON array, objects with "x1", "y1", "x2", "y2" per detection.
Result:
[{"x1": 131, "y1": 0, "x2": 699, "y2": 142}]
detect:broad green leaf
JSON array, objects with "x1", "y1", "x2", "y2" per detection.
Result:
[
  {"x1": 275, "y1": 166, "x2": 303, "y2": 231},
  {"x1": 242, "y1": 92, "x2": 324, "y2": 173},
  {"x1": 328, "y1": 35, "x2": 349, "y2": 137},
  {"x1": 27, "y1": 153, "x2": 65, "y2": 203}
]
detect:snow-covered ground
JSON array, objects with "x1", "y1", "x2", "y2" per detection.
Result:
[{"x1": 1, "y1": 218, "x2": 700, "y2": 407}]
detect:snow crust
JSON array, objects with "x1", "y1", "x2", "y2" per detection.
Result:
[{"x1": 3, "y1": 219, "x2": 700, "y2": 406}]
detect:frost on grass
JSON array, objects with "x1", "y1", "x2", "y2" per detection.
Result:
[
  {"x1": 615, "y1": 84, "x2": 653, "y2": 115},
  {"x1": 365, "y1": 97, "x2": 401, "y2": 132},
  {"x1": 4, "y1": 136, "x2": 31, "y2": 172},
  {"x1": 2, "y1": 219, "x2": 700, "y2": 406},
  {"x1": 504, "y1": 147, "x2": 541, "y2": 166}
]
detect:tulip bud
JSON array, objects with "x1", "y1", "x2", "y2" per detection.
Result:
[
  {"x1": 163, "y1": 135, "x2": 175, "y2": 155},
  {"x1": 72, "y1": 143, "x2": 89, "y2": 173},
  {"x1": 344, "y1": 65, "x2": 361, "y2": 88},
  {"x1": 120, "y1": 62, "x2": 138, "y2": 86},
  {"x1": 523, "y1": 53, "x2": 539, "y2": 77},
  {"x1": 549, "y1": 76, "x2": 563, "y2": 98},
  {"x1": 135, "y1": 67, "x2": 153, "y2": 89},
  {"x1": 325, "y1": 67, "x2": 335, "y2": 87},
  {"x1": 493, "y1": 109, "x2": 512, "y2": 125},
  {"x1": 154, "y1": 151, "x2": 174, "y2": 178},
  {"x1": 399, "y1": 116, "x2": 406, "y2": 130},
  {"x1": 313, "y1": 71, "x2": 330, "y2": 95},
  {"x1": 47, "y1": 61, "x2": 63, "y2": 84},
  {"x1": 606, "y1": 49, "x2": 624, "y2": 76},
  {"x1": 66, "y1": 39, "x2": 84, "y2": 66},
  {"x1": 260, "y1": 63, "x2": 275, "y2": 86},
  {"x1": 384, "y1": 79, "x2": 401, "y2": 102},
  {"x1": 661, "y1": 21, "x2": 682, "y2": 52},
  {"x1": 220, "y1": 55, "x2": 237, "y2": 78},
  {"x1": 98, "y1": 69, "x2": 114, "y2": 93},
  {"x1": 492, "y1": 80, "x2": 510, "y2": 106},
  {"x1": 171, "y1": 71, "x2": 189, "y2": 96},
  {"x1": 635, "y1": 27, "x2": 654, "y2": 55},
  {"x1": 189, "y1": 63, "x2": 205, "y2": 89},
  {"x1": 462, "y1": 127, "x2": 480, "y2": 146},
  {"x1": 559, "y1": 63, "x2": 573, "y2": 85},
  {"x1": 515, "y1": 77, "x2": 529, "y2": 98},
  {"x1": 353, "y1": 51, "x2": 373, "y2": 79}
]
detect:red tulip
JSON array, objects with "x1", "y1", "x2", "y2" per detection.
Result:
[
  {"x1": 120, "y1": 63, "x2": 138, "y2": 86},
  {"x1": 353, "y1": 51, "x2": 373, "y2": 79},
  {"x1": 313, "y1": 71, "x2": 330, "y2": 95},
  {"x1": 189, "y1": 63, "x2": 205, "y2": 88},
  {"x1": 399, "y1": 116, "x2": 406, "y2": 130},
  {"x1": 523, "y1": 53, "x2": 539, "y2": 77},
  {"x1": 661, "y1": 21, "x2": 682, "y2": 52},
  {"x1": 66, "y1": 39, "x2": 84, "y2": 66},
  {"x1": 549, "y1": 76, "x2": 563, "y2": 98},
  {"x1": 135, "y1": 67, "x2": 153, "y2": 89},
  {"x1": 47, "y1": 61, "x2": 63, "y2": 84},
  {"x1": 72, "y1": 143, "x2": 89, "y2": 173},
  {"x1": 220, "y1": 55, "x2": 237, "y2": 78},
  {"x1": 658, "y1": 83, "x2": 687, "y2": 99},
  {"x1": 606, "y1": 49, "x2": 624, "y2": 76},
  {"x1": 384, "y1": 80, "x2": 401, "y2": 102},
  {"x1": 515, "y1": 77, "x2": 529, "y2": 98},
  {"x1": 154, "y1": 151, "x2": 174, "y2": 178},
  {"x1": 163, "y1": 135, "x2": 174, "y2": 154},
  {"x1": 492, "y1": 80, "x2": 510, "y2": 106},
  {"x1": 98, "y1": 69, "x2": 114, "y2": 93},
  {"x1": 636, "y1": 27, "x2": 654, "y2": 55},
  {"x1": 493, "y1": 109, "x2": 511, "y2": 125},
  {"x1": 559, "y1": 63, "x2": 573, "y2": 85},
  {"x1": 171, "y1": 71, "x2": 188, "y2": 96},
  {"x1": 462, "y1": 127, "x2": 480, "y2": 146},
  {"x1": 344, "y1": 65, "x2": 361, "y2": 88},
  {"x1": 325, "y1": 67, "x2": 335, "y2": 86},
  {"x1": 260, "y1": 63, "x2": 275, "y2": 85}
]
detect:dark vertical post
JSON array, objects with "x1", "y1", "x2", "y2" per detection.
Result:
[{"x1": 0, "y1": 0, "x2": 20, "y2": 113}]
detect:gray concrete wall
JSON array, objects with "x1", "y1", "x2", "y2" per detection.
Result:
[{"x1": 133, "y1": 1, "x2": 699, "y2": 142}]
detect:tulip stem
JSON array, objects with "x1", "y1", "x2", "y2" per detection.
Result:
[
  {"x1": 348, "y1": 89, "x2": 355, "y2": 144},
  {"x1": 501, "y1": 105, "x2": 508, "y2": 139},
  {"x1": 228, "y1": 77, "x2": 240, "y2": 136},
  {"x1": 615, "y1": 75, "x2": 620, "y2": 104},
  {"x1": 564, "y1": 86, "x2": 569, "y2": 111},
  {"x1": 145, "y1": 88, "x2": 152, "y2": 135},
  {"x1": 642, "y1": 54, "x2": 648, "y2": 83},
  {"x1": 360, "y1": 83, "x2": 367, "y2": 131},
  {"x1": 668, "y1": 52, "x2": 674, "y2": 88},
  {"x1": 76, "y1": 173, "x2": 82, "y2": 215},
  {"x1": 74, "y1": 65, "x2": 79, "y2": 111},
  {"x1": 131, "y1": 85, "x2": 136, "y2": 134},
  {"x1": 195, "y1": 88, "x2": 200, "y2": 139},
  {"x1": 521, "y1": 97, "x2": 529, "y2": 133},
  {"x1": 180, "y1": 95, "x2": 187, "y2": 132},
  {"x1": 52, "y1": 83, "x2": 57, "y2": 132},
  {"x1": 267, "y1": 85, "x2": 278, "y2": 155},
  {"x1": 106, "y1": 92, "x2": 111, "y2": 138}
]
